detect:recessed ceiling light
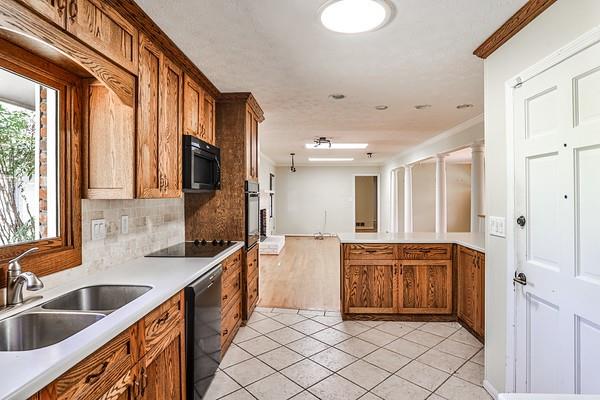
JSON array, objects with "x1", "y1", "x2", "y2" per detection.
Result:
[
  {"x1": 329, "y1": 93, "x2": 346, "y2": 100},
  {"x1": 309, "y1": 157, "x2": 355, "y2": 162},
  {"x1": 456, "y1": 104, "x2": 474, "y2": 109},
  {"x1": 320, "y1": 0, "x2": 394, "y2": 34},
  {"x1": 305, "y1": 143, "x2": 368, "y2": 149},
  {"x1": 414, "y1": 104, "x2": 432, "y2": 110},
  {"x1": 375, "y1": 105, "x2": 388, "y2": 110}
]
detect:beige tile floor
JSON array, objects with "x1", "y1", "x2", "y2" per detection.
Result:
[{"x1": 205, "y1": 307, "x2": 490, "y2": 400}]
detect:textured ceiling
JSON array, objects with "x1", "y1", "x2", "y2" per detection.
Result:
[{"x1": 136, "y1": 0, "x2": 526, "y2": 165}]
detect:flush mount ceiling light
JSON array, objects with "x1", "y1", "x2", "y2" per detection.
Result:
[
  {"x1": 456, "y1": 103, "x2": 474, "y2": 109},
  {"x1": 329, "y1": 93, "x2": 346, "y2": 100},
  {"x1": 320, "y1": 0, "x2": 394, "y2": 34},
  {"x1": 414, "y1": 104, "x2": 432, "y2": 110},
  {"x1": 305, "y1": 143, "x2": 369, "y2": 149},
  {"x1": 375, "y1": 105, "x2": 389, "y2": 110},
  {"x1": 309, "y1": 157, "x2": 355, "y2": 162}
]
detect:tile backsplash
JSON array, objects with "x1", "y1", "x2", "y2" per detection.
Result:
[{"x1": 81, "y1": 198, "x2": 185, "y2": 270}]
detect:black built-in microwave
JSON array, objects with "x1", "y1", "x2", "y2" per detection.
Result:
[{"x1": 183, "y1": 135, "x2": 221, "y2": 192}]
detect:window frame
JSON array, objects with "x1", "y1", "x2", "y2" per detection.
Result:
[{"x1": 0, "y1": 38, "x2": 81, "y2": 288}]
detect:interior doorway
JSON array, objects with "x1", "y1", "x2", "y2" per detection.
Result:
[{"x1": 353, "y1": 175, "x2": 379, "y2": 233}]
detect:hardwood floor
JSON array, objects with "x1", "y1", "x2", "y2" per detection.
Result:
[{"x1": 258, "y1": 236, "x2": 340, "y2": 311}]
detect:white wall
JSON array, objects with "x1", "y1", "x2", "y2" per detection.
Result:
[
  {"x1": 259, "y1": 153, "x2": 276, "y2": 235},
  {"x1": 275, "y1": 166, "x2": 381, "y2": 235},
  {"x1": 381, "y1": 117, "x2": 484, "y2": 232},
  {"x1": 483, "y1": 0, "x2": 600, "y2": 393}
]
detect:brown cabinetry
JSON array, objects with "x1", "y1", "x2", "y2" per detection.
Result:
[
  {"x1": 16, "y1": 0, "x2": 67, "y2": 27},
  {"x1": 137, "y1": 33, "x2": 182, "y2": 199},
  {"x1": 36, "y1": 292, "x2": 185, "y2": 400},
  {"x1": 245, "y1": 108, "x2": 260, "y2": 180},
  {"x1": 343, "y1": 260, "x2": 398, "y2": 314},
  {"x1": 398, "y1": 260, "x2": 452, "y2": 314},
  {"x1": 65, "y1": 0, "x2": 138, "y2": 73},
  {"x1": 457, "y1": 246, "x2": 485, "y2": 338},
  {"x1": 82, "y1": 79, "x2": 135, "y2": 199},
  {"x1": 222, "y1": 249, "x2": 243, "y2": 354},
  {"x1": 243, "y1": 244, "x2": 259, "y2": 320},
  {"x1": 183, "y1": 74, "x2": 216, "y2": 145}
]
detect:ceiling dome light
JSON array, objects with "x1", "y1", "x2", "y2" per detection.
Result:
[
  {"x1": 456, "y1": 104, "x2": 474, "y2": 109},
  {"x1": 320, "y1": 0, "x2": 393, "y2": 34},
  {"x1": 375, "y1": 105, "x2": 388, "y2": 110}
]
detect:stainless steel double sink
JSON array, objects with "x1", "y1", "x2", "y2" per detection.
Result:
[{"x1": 0, "y1": 285, "x2": 151, "y2": 351}]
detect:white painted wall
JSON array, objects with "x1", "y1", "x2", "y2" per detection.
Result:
[
  {"x1": 381, "y1": 117, "x2": 484, "y2": 232},
  {"x1": 259, "y1": 153, "x2": 276, "y2": 235},
  {"x1": 483, "y1": 0, "x2": 600, "y2": 394},
  {"x1": 275, "y1": 165, "x2": 381, "y2": 235}
]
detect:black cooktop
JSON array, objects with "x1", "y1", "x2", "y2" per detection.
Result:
[{"x1": 145, "y1": 240, "x2": 236, "y2": 258}]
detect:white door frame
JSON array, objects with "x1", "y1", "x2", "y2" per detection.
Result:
[
  {"x1": 352, "y1": 174, "x2": 381, "y2": 233},
  {"x1": 504, "y1": 25, "x2": 600, "y2": 392}
]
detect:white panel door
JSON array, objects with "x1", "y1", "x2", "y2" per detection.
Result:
[{"x1": 514, "y1": 38, "x2": 600, "y2": 394}]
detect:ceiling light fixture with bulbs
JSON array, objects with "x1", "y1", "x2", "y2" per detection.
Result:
[
  {"x1": 320, "y1": 0, "x2": 394, "y2": 34},
  {"x1": 306, "y1": 143, "x2": 369, "y2": 149}
]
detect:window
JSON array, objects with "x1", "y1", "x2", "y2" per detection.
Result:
[
  {"x1": 0, "y1": 69, "x2": 59, "y2": 246},
  {"x1": 0, "y1": 39, "x2": 81, "y2": 280}
]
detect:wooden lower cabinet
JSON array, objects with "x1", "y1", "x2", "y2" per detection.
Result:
[
  {"x1": 35, "y1": 292, "x2": 185, "y2": 400},
  {"x1": 242, "y1": 245, "x2": 259, "y2": 321},
  {"x1": 222, "y1": 250, "x2": 243, "y2": 354},
  {"x1": 398, "y1": 260, "x2": 452, "y2": 314},
  {"x1": 343, "y1": 260, "x2": 398, "y2": 314},
  {"x1": 457, "y1": 246, "x2": 485, "y2": 338}
]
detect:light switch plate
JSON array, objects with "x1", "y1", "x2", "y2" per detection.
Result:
[
  {"x1": 91, "y1": 219, "x2": 106, "y2": 241},
  {"x1": 121, "y1": 215, "x2": 129, "y2": 234},
  {"x1": 489, "y1": 216, "x2": 506, "y2": 238}
]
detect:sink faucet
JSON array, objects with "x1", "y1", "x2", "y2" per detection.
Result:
[{"x1": 5, "y1": 248, "x2": 44, "y2": 306}]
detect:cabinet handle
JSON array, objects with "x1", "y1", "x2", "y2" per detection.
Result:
[
  {"x1": 85, "y1": 360, "x2": 109, "y2": 384},
  {"x1": 141, "y1": 367, "x2": 148, "y2": 396},
  {"x1": 68, "y1": 0, "x2": 78, "y2": 22},
  {"x1": 222, "y1": 329, "x2": 229, "y2": 336},
  {"x1": 223, "y1": 294, "x2": 228, "y2": 301},
  {"x1": 133, "y1": 374, "x2": 140, "y2": 398},
  {"x1": 156, "y1": 311, "x2": 169, "y2": 325}
]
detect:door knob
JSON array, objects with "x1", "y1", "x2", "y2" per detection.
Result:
[
  {"x1": 513, "y1": 271, "x2": 527, "y2": 286},
  {"x1": 517, "y1": 216, "x2": 526, "y2": 227}
]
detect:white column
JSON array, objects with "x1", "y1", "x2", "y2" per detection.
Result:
[
  {"x1": 471, "y1": 143, "x2": 485, "y2": 232},
  {"x1": 435, "y1": 154, "x2": 448, "y2": 233},
  {"x1": 403, "y1": 165, "x2": 413, "y2": 233},
  {"x1": 389, "y1": 169, "x2": 398, "y2": 233}
]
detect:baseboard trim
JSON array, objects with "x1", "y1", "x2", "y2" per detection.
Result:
[{"x1": 483, "y1": 379, "x2": 499, "y2": 400}]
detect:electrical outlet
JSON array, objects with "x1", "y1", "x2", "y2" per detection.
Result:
[
  {"x1": 489, "y1": 216, "x2": 506, "y2": 238},
  {"x1": 91, "y1": 219, "x2": 106, "y2": 241},
  {"x1": 121, "y1": 215, "x2": 129, "y2": 234}
]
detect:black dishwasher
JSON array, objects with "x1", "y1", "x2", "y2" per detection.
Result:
[{"x1": 185, "y1": 264, "x2": 222, "y2": 399}]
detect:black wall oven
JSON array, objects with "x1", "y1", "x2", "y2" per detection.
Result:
[
  {"x1": 183, "y1": 135, "x2": 221, "y2": 192},
  {"x1": 245, "y1": 181, "x2": 259, "y2": 249}
]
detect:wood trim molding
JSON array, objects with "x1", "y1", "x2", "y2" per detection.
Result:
[
  {"x1": 107, "y1": 0, "x2": 220, "y2": 98},
  {"x1": 473, "y1": 0, "x2": 557, "y2": 59},
  {"x1": 218, "y1": 92, "x2": 265, "y2": 122}
]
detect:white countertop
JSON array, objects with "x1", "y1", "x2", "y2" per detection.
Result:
[
  {"x1": 336, "y1": 232, "x2": 485, "y2": 253},
  {"x1": 0, "y1": 242, "x2": 244, "y2": 400}
]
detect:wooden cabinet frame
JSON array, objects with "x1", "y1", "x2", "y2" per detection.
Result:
[
  {"x1": 398, "y1": 260, "x2": 453, "y2": 315},
  {"x1": 343, "y1": 259, "x2": 399, "y2": 314}
]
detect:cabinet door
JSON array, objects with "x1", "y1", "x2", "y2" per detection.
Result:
[
  {"x1": 137, "y1": 34, "x2": 182, "y2": 199},
  {"x1": 82, "y1": 80, "x2": 135, "y2": 199},
  {"x1": 457, "y1": 246, "x2": 478, "y2": 328},
  {"x1": 140, "y1": 324, "x2": 185, "y2": 400},
  {"x1": 251, "y1": 113, "x2": 259, "y2": 179},
  {"x1": 96, "y1": 366, "x2": 139, "y2": 400},
  {"x1": 399, "y1": 260, "x2": 452, "y2": 314},
  {"x1": 474, "y1": 253, "x2": 485, "y2": 337},
  {"x1": 17, "y1": 0, "x2": 66, "y2": 27},
  {"x1": 204, "y1": 94, "x2": 216, "y2": 145},
  {"x1": 66, "y1": 0, "x2": 138, "y2": 73},
  {"x1": 343, "y1": 260, "x2": 398, "y2": 314},
  {"x1": 182, "y1": 74, "x2": 205, "y2": 140},
  {"x1": 158, "y1": 56, "x2": 183, "y2": 197}
]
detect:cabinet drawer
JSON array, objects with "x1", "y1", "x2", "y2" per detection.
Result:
[
  {"x1": 246, "y1": 246, "x2": 258, "y2": 278},
  {"x1": 344, "y1": 244, "x2": 397, "y2": 260},
  {"x1": 222, "y1": 268, "x2": 242, "y2": 312},
  {"x1": 247, "y1": 273, "x2": 259, "y2": 308},
  {"x1": 47, "y1": 328, "x2": 136, "y2": 400},
  {"x1": 222, "y1": 293, "x2": 242, "y2": 346},
  {"x1": 399, "y1": 244, "x2": 452, "y2": 260},
  {"x1": 223, "y1": 249, "x2": 242, "y2": 282},
  {"x1": 143, "y1": 292, "x2": 183, "y2": 353}
]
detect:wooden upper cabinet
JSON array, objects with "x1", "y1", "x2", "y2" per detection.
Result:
[
  {"x1": 82, "y1": 79, "x2": 135, "y2": 199},
  {"x1": 65, "y1": 0, "x2": 138, "y2": 73},
  {"x1": 457, "y1": 246, "x2": 484, "y2": 337},
  {"x1": 398, "y1": 260, "x2": 452, "y2": 314},
  {"x1": 204, "y1": 93, "x2": 216, "y2": 145},
  {"x1": 137, "y1": 34, "x2": 182, "y2": 199},
  {"x1": 245, "y1": 109, "x2": 259, "y2": 180},
  {"x1": 343, "y1": 260, "x2": 398, "y2": 314},
  {"x1": 16, "y1": 0, "x2": 67, "y2": 27},
  {"x1": 183, "y1": 74, "x2": 205, "y2": 140}
]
